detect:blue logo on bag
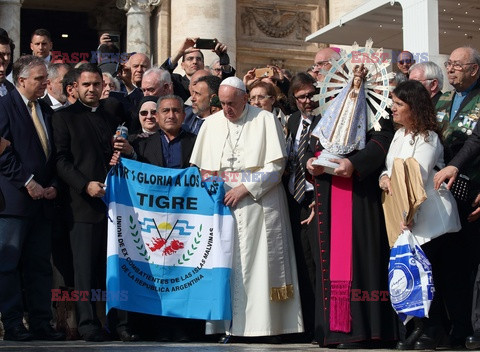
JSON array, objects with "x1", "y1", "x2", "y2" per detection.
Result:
[{"x1": 389, "y1": 262, "x2": 414, "y2": 304}]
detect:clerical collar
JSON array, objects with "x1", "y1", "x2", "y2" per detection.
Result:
[
  {"x1": 79, "y1": 100, "x2": 99, "y2": 112},
  {"x1": 141, "y1": 128, "x2": 157, "y2": 135}
]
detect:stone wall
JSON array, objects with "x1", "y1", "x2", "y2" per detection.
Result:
[{"x1": 236, "y1": 0, "x2": 327, "y2": 77}]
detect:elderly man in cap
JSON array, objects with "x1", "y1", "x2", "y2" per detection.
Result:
[{"x1": 190, "y1": 77, "x2": 303, "y2": 343}]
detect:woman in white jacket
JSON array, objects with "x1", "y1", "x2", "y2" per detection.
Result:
[{"x1": 379, "y1": 80, "x2": 461, "y2": 350}]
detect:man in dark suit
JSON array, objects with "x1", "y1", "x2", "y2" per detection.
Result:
[
  {"x1": 41, "y1": 63, "x2": 71, "y2": 110},
  {"x1": 52, "y1": 63, "x2": 137, "y2": 342},
  {"x1": 116, "y1": 95, "x2": 198, "y2": 342},
  {"x1": 284, "y1": 72, "x2": 320, "y2": 342},
  {"x1": 0, "y1": 55, "x2": 64, "y2": 341},
  {"x1": 134, "y1": 95, "x2": 196, "y2": 169}
]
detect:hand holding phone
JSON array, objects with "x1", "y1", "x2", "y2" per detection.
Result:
[
  {"x1": 110, "y1": 35, "x2": 120, "y2": 43},
  {"x1": 255, "y1": 67, "x2": 274, "y2": 78},
  {"x1": 195, "y1": 39, "x2": 217, "y2": 50}
]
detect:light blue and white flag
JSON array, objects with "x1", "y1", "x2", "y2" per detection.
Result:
[{"x1": 103, "y1": 158, "x2": 234, "y2": 320}]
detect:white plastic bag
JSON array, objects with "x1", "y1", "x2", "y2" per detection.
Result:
[{"x1": 388, "y1": 230, "x2": 434, "y2": 324}]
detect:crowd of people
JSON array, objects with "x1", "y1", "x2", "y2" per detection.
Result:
[{"x1": 0, "y1": 26, "x2": 479, "y2": 351}]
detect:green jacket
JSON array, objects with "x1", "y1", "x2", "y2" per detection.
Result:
[{"x1": 435, "y1": 80, "x2": 480, "y2": 188}]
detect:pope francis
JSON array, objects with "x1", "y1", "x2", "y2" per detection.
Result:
[{"x1": 190, "y1": 77, "x2": 304, "y2": 340}]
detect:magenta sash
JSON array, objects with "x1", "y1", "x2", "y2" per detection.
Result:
[{"x1": 329, "y1": 175, "x2": 353, "y2": 332}]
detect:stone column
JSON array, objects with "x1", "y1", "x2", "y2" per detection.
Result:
[
  {"x1": 154, "y1": 0, "x2": 170, "y2": 65},
  {"x1": 400, "y1": 0, "x2": 447, "y2": 89},
  {"x1": 0, "y1": 0, "x2": 23, "y2": 58},
  {"x1": 170, "y1": 0, "x2": 236, "y2": 73},
  {"x1": 116, "y1": 0, "x2": 161, "y2": 56}
]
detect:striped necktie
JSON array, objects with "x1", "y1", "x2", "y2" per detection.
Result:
[
  {"x1": 293, "y1": 119, "x2": 309, "y2": 203},
  {"x1": 28, "y1": 101, "x2": 49, "y2": 158}
]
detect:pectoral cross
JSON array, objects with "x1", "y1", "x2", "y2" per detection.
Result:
[{"x1": 227, "y1": 154, "x2": 237, "y2": 169}]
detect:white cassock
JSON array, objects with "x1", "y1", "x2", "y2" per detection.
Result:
[{"x1": 190, "y1": 104, "x2": 304, "y2": 336}]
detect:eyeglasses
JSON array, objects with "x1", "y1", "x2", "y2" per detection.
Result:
[
  {"x1": 398, "y1": 60, "x2": 413, "y2": 65},
  {"x1": 249, "y1": 95, "x2": 271, "y2": 103},
  {"x1": 139, "y1": 109, "x2": 156, "y2": 116},
  {"x1": 314, "y1": 60, "x2": 330, "y2": 68},
  {"x1": 212, "y1": 68, "x2": 222, "y2": 72},
  {"x1": 444, "y1": 61, "x2": 477, "y2": 71},
  {"x1": 294, "y1": 92, "x2": 315, "y2": 103}
]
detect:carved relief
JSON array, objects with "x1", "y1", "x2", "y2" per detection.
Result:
[
  {"x1": 240, "y1": 6, "x2": 310, "y2": 39},
  {"x1": 116, "y1": 0, "x2": 162, "y2": 12}
]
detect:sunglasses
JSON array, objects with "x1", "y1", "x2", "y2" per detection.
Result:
[
  {"x1": 398, "y1": 60, "x2": 413, "y2": 65},
  {"x1": 139, "y1": 109, "x2": 156, "y2": 116}
]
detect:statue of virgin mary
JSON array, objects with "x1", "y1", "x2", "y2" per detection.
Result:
[{"x1": 311, "y1": 65, "x2": 368, "y2": 173}]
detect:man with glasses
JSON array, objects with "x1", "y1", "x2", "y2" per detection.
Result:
[
  {"x1": 408, "y1": 61, "x2": 444, "y2": 104},
  {"x1": 312, "y1": 47, "x2": 340, "y2": 82},
  {"x1": 284, "y1": 72, "x2": 320, "y2": 342},
  {"x1": 435, "y1": 46, "x2": 480, "y2": 350}
]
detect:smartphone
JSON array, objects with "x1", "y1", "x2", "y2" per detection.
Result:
[
  {"x1": 195, "y1": 39, "x2": 217, "y2": 50},
  {"x1": 110, "y1": 34, "x2": 120, "y2": 43},
  {"x1": 255, "y1": 67, "x2": 274, "y2": 78}
]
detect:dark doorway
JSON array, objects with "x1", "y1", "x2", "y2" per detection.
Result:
[{"x1": 20, "y1": 9, "x2": 99, "y2": 59}]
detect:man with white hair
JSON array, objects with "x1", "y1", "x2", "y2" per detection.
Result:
[
  {"x1": 408, "y1": 61, "x2": 444, "y2": 104},
  {"x1": 0, "y1": 55, "x2": 64, "y2": 341},
  {"x1": 433, "y1": 46, "x2": 480, "y2": 351},
  {"x1": 190, "y1": 77, "x2": 303, "y2": 342},
  {"x1": 41, "y1": 63, "x2": 71, "y2": 110},
  {"x1": 141, "y1": 67, "x2": 173, "y2": 97}
]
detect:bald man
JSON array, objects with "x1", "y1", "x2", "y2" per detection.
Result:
[
  {"x1": 312, "y1": 47, "x2": 340, "y2": 82},
  {"x1": 126, "y1": 53, "x2": 151, "y2": 90}
]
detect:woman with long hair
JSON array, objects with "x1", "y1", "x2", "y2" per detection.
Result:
[{"x1": 380, "y1": 80, "x2": 460, "y2": 350}]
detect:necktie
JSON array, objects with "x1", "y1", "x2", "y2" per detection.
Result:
[
  {"x1": 28, "y1": 101, "x2": 49, "y2": 157},
  {"x1": 293, "y1": 119, "x2": 309, "y2": 203}
]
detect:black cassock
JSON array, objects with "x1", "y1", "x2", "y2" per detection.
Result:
[{"x1": 304, "y1": 117, "x2": 399, "y2": 346}]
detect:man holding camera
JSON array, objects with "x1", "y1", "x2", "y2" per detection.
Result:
[{"x1": 161, "y1": 37, "x2": 234, "y2": 101}]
